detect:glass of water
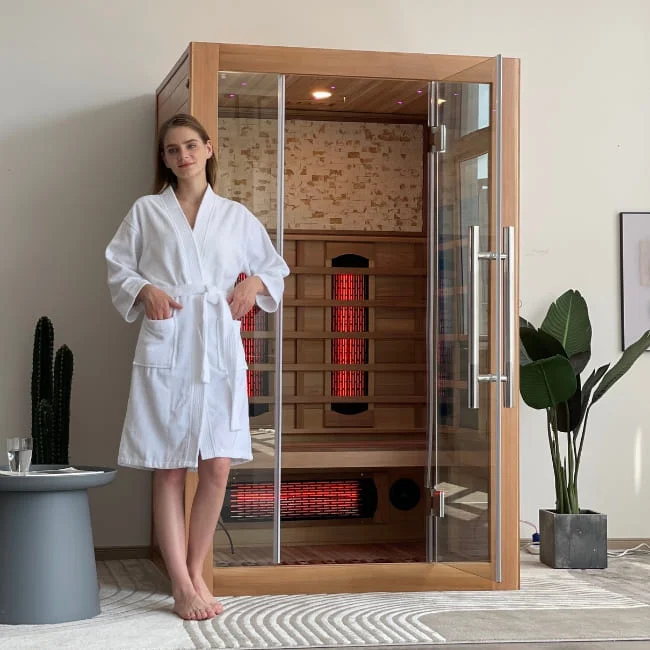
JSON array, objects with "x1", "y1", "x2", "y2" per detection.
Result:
[{"x1": 7, "y1": 437, "x2": 33, "y2": 474}]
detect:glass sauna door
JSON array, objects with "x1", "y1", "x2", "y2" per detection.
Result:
[
  {"x1": 429, "y1": 56, "x2": 514, "y2": 580},
  {"x1": 213, "y1": 72, "x2": 284, "y2": 567}
]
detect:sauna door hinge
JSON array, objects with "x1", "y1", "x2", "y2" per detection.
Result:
[
  {"x1": 429, "y1": 487, "x2": 445, "y2": 518},
  {"x1": 430, "y1": 125, "x2": 446, "y2": 153}
]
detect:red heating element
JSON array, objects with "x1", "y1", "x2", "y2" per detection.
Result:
[
  {"x1": 241, "y1": 306, "x2": 265, "y2": 397},
  {"x1": 224, "y1": 479, "x2": 376, "y2": 521},
  {"x1": 237, "y1": 273, "x2": 264, "y2": 398},
  {"x1": 331, "y1": 273, "x2": 366, "y2": 397}
]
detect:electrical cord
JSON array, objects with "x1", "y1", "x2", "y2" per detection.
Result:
[
  {"x1": 520, "y1": 520, "x2": 540, "y2": 554},
  {"x1": 607, "y1": 543, "x2": 650, "y2": 559},
  {"x1": 520, "y1": 520, "x2": 538, "y2": 533},
  {"x1": 217, "y1": 516, "x2": 235, "y2": 554}
]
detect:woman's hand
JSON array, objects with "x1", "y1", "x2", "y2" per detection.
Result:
[
  {"x1": 228, "y1": 276, "x2": 265, "y2": 320},
  {"x1": 137, "y1": 284, "x2": 183, "y2": 320}
]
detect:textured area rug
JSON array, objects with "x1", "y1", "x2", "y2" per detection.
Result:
[{"x1": 1, "y1": 554, "x2": 649, "y2": 649}]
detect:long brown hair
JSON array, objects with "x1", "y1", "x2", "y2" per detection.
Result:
[{"x1": 153, "y1": 113, "x2": 217, "y2": 193}]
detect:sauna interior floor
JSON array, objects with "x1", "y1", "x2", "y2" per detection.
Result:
[{"x1": 213, "y1": 541, "x2": 426, "y2": 566}]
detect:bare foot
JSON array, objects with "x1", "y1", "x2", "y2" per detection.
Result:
[
  {"x1": 172, "y1": 585, "x2": 216, "y2": 621},
  {"x1": 191, "y1": 574, "x2": 224, "y2": 615}
]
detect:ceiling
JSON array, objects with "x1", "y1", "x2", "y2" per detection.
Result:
[{"x1": 218, "y1": 72, "x2": 430, "y2": 118}]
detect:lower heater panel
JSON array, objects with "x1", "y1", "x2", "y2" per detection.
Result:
[
  {"x1": 215, "y1": 469, "x2": 426, "y2": 566},
  {"x1": 222, "y1": 478, "x2": 378, "y2": 522}
]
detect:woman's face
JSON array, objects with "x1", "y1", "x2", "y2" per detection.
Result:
[{"x1": 162, "y1": 126, "x2": 213, "y2": 183}]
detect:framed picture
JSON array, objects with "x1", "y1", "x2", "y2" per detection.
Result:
[{"x1": 620, "y1": 212, "x2": 650, "y2": 349}]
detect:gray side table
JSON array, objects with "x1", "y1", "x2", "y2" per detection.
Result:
[{"x1": 0, "y1": 465, "x2": 117, "y2": 625}]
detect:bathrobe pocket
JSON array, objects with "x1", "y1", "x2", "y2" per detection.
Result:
[{"x1": 133, "y1": 316, "x2": 177, "y2": 368}]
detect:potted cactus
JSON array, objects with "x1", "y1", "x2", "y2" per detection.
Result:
[
  {"x1": 520, "y1": 290, "x2": 650, "y2": 568},
  {"x1": 31, "y1": 316, "x2": 74, "y2": 465}
]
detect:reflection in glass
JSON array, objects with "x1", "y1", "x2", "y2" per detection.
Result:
[
  {"x1": 460, "y1": 84, "x2": 490, "y2": 136},
  {"x1": 436, "y1": 75, "x2": 493, "y2": 565},
  {"x1": 214, "y1": 72, "x2": 281, "y2": 568}
]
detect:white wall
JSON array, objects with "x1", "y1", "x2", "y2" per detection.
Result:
[{"x1": 1, "y1": 0, "x2": 649, "y2": 547}]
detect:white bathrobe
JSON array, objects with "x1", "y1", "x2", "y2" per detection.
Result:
[{"x1": 105, "y1": 185, "x2": 289, "y2": 470}]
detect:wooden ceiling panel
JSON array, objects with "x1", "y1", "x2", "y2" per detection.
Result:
[{"x1": 218, "y1": 72, "x2": 428, "y2": 118}]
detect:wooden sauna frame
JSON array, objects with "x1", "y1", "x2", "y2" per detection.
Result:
[{"x1": 154, "y1": 42, "x2": 520, "y2": 594}]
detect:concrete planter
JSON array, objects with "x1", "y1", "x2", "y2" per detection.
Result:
[{"x1": 539, "y1": 508, "x2": 607, "y2": 569}]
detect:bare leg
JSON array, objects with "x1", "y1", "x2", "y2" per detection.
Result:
[
  {"x1": 187, "y1": 456, "x2": 231, "y2": 615},
  {"x1": 153, "y1": 468, "x2": 216, "y2": 620}
]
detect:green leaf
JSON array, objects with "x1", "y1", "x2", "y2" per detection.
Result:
[
  {"x1": 520, "y1": 317, "x2": 536, "y2": 331},
  {"x1": 592, "y1": 330, "x2": 650, "y2": 404},
  {"x1": 541, "y1": 290, "x2": 592, "y2": 360},
  {"x1": 520, "y1": 326, "x2": 568, "y2": 362},
  {"x1": 580, "y1": 363, "x2": 609, "y2": 417},
  {"x1": 520, "y1": 317, "x2": 536, "y2": 366},
  {"x1": 556, "y1": 377, "x2": 582, "y2": 432},
  {"x1": 520, "y1": 355, "x2": 577, "y2": 410},
  {"x1": 568, "y1": 350, "x2": 591, "y2": 375}
]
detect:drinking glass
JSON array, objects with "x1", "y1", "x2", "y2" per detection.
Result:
[{"x1": 7, "y1": 437, "x2": 33, "y2": 474}]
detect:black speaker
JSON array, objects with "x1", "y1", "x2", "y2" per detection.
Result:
[{"x1": 389, "y1": 478, "x2": 421, "y2": 511}]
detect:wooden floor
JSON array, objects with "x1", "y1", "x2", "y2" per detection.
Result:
[{"x1": 214, "y1": 541, "x2": 426, "y2": 566}]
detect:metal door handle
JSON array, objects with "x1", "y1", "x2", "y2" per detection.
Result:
[
  {"x1": 468, "y1": 225, "x2": 512, "y2": 409},
  {"x1": 503, "y1": 227, "x2": 515, "y2": 408},
  {"x1": 468, "y1": 225, "x2": 480, "y2": 409}
]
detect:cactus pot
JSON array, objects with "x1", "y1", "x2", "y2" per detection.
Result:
[{"x1": 539, "y1": 508, "x2": 607, "y2": 569}]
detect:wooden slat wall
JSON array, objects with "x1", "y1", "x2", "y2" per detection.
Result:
[
  {"x1": 156, "y1": 52, "x2": 190, "y2": 127},
  {"x1": 189, "y1": 43, "x2": 219, "y2": 148},
  {"x1": 254, "y1": 237, "x2": 428, "y2": 438}
]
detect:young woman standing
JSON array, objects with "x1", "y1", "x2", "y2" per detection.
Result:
[{"x1": 106, "y1": 114, "x2": 289, "y2": 620}]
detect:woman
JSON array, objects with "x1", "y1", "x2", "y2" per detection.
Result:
[{"x1": 105, "y1": 114, "x2": 289, "y2": 621}]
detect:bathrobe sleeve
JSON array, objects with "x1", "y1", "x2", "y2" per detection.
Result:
[
  {"x1": 105, "y1": 213, "x2": 150, "y2": 323},
  {"x1": 243, "y1": 212, "x2": 290, "y2": 313}
]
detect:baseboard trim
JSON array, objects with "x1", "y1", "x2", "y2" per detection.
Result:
[
  {"x1": 520, "y1": 537, "x2": 650, "y2": 550},
  {"x1": 606, "y1": 538, "x2": 650, "y2": 550},
  {"x1": 95, "y1": 546, "x2": 153, "y2": 560}
]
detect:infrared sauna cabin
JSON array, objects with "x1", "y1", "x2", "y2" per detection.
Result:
[{"x1": 154, "y1": 42, "x2": 520, "y2": 594}]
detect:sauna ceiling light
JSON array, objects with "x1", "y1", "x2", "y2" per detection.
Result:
[
  {"x1": 437, "y1": 98, "x2": 447, "y2": 104},
  {"x1": 312, "y1": 90, "x2": 332, "y2": 100}
]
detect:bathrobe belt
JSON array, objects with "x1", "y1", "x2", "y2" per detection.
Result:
[{"x1": 159, "y1": 282, "x2": 246, "y2": 430}]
